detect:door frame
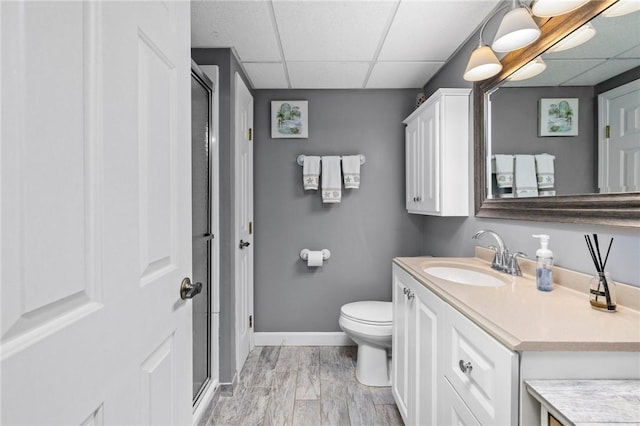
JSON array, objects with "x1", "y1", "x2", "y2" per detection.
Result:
[{"x1": 191, "y1": 63, "x2": 221, "y2": 425}]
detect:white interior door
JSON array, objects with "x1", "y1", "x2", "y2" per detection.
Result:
[
  {"x1": 598, "y1": 79, "x2": 640, "y2": 193},
  {"x1": 1, "y1": 2, "x2": 193, "y2": 425},
  {"x1": 234, "y1": 73, "x2": 254, "y2": 371}
]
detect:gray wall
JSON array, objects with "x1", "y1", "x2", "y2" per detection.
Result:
[
  {"x1": 253, "y1": 89, "x2": 424, "y2": 332},
  {"x1": 422, "y1": 29, "x2": 640, "y2": 287},
  {"x1": 191, "y1": 48, "x2": 253, "y2": 383},
  {"x1": 491, "y1": 86, "x2": 596, "y2": 195}
]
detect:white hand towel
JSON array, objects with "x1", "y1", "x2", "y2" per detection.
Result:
[
  {"x1": 514, "y1": 155, "x2": 539, "y2": 198},
  {"x1": 342, "y1": 155, "x2": 361, "y2": 189},
  {"x1": 494, "y1": 154, "x2": 514, "y2": 189},
  {"x1": 321, "y1": 156, "x2": 341, "y2": 203},
  {"x1": 534, "y1": 153, "x2": 555, "y2": 189},
  {"x1": 302, "y1": 156, "x2": 320, "y2": 190}
]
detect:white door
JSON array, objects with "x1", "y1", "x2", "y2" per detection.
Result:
[
  {"x1": 1, "y1": 2, "x2": 193, "y2": 425},
  {"x1": 598, "y1": 79, "x2": 640, "y2": 193},
  {"x1": 234, "y1": 73, "x2": 254, "y2": 371}
]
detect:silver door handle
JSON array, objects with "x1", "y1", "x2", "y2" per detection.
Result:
[
  {"x1": 239, "y1": 240, "x2": 250, "y2": 249},
  {"x1": 180, "y1": 277, "x2": 202, "y2": 300}
]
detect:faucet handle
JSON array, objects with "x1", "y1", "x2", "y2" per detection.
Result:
[{"x1": 508, "y1": 252, "x2": 527, "y2": 276}]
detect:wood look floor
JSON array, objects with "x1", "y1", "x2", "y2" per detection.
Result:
[{"x1": 202, "y1": 346, "x2": 404, "y2": 426}]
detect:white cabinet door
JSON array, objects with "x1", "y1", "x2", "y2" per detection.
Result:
[
  {"x1": 439, "y1": 378, "x2": 481, "y2": 426},
  {"x1": 392, "y1": 267, "x2": 411, "y2": 423},
  {"x1": 421, "y1": 100, "x2": 441, "y2": 214},
  {"x1": 1, "y1": 2, "x2": 192, "y2": 424},
  {"x1": 405, "y1": 118, "x2": 422, "y2": 211},
  {"x1": 413, "y1": 284, "x2": 442, "y2": 425}
]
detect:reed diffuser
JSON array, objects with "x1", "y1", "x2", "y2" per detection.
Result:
[{"x1": 584, "y1": 234, "x2": 616, "y2": 312}]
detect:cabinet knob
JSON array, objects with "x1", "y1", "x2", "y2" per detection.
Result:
[
  {"x1": 459, "y1": 360, "x2": 473, "y2": 374},
  {"x1": 416, "y1": 196, "x2": 421, "y2": 202},
  {"x1": 403, "y1": 287, "x2": 409, "y2": 295},
  {"x1": 407, "y1": 290, "x2": 415, "y2": 300}
]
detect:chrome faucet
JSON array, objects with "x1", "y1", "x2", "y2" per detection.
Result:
[{"x1": 472, "y1": 229, "x2": 525, "y2": 276}]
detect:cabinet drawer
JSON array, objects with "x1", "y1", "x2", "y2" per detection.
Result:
[
  {"x1": 442, "y1": 304, "x2": 518, "y2": 425},
  {"x1": 439, "y1": 376, "x2": 481, "y2": 426}
]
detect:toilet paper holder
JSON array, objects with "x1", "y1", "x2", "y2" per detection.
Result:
[{"x1": 300, "y1": 249, "x2": 331, "y2": 261}]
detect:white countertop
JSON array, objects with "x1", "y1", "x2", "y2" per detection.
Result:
[
  {"x1": 525, "y1": 380, "x2": 640, "y2": 425},
  {"x1": 393, "y1": 255, "x2": 640, "y2": 351}
]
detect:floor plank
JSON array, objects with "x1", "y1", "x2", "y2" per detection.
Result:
[
  {"x1": 320, "y1": 397, "x2": 350, "y2": 426},
  {"x1": 375, "y1": 404, "x2": 404, "y2": 426},
  {"x1": 252, "y1": 346, "x2": 281, "y2": 387},
  {"x1": 292, "y1": 400, "x2": 321, "y2": 426},
  {"x1": 296, "y1": 347, "x2": 320, "y2": 400},
  {"x1": 346, "y1": 381, "x2": 378, "y2": 426},
  {"x1": 264, "y1": 368, "x2": 297, "y2": 426}
]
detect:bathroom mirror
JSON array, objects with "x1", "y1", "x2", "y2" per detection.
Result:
[{"x1": 474, "y1": 0, "x2": 640, "y2": 227}]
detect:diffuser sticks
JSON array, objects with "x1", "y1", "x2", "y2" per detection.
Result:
[{"x1": 584, "y1": 234, "x2": 616, "y2": 312}]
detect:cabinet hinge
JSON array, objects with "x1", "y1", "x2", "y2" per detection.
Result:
[
  {"x1": 605, "y1": 125, "x2": 611, "y2": 138},
  {"x1": 249, "y1": 315, "x2": 253, "y2": 328},
  {"x1": 248, "y1": 128, "x2": 253, "y2": 141},
  {"x1": 249, "y1": 221, "x2": 253, "y2": 235}
]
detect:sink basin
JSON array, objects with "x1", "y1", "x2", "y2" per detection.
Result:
[{"x1": 423, "y1": 266, "x2": 506, "y2": 287}]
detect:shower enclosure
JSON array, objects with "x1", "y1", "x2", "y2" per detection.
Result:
[{"x1": 191, "y1": 64, "x2": 214, "y2": 405}]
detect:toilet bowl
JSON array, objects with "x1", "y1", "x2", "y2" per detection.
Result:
[{"x1": 339, "y1": 301, "x2": 392, "y2": 387}]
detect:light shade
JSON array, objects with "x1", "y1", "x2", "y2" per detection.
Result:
[
  {"x1": 531, "y1": 0, "x2": 590, "y2": 17},
  {"x1": 507, "y1": 56, "x2": 547, "y2": 81},
  {"x1": 492, "y1": 7, "x2": 541, "y2": 52},
  {"x1": 463, "y1": 45, "x2": 503, "y2": 81},
  {"x1": 547, "y1": 22, "x2": 596, "y2": 52},
  {"x1": 602, "y1": 0, "x2": 640, "y2": 17}
]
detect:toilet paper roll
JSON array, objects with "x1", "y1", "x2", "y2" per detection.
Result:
[{"x1": 307, "y1": 250, "x2": 324, "y2": 267}]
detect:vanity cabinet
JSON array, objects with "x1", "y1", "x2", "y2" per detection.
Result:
[
  {"x1": 402, "y1": 88, "x2": 471, "y2": 216},
  {"x1": 392, "y1": 264, "x2": 517, "y2": 426},
  {"x1": 392, "y1": 264, "x2": 442, "y2": 426}
]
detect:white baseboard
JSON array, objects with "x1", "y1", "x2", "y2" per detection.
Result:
[{"x1": 254, "y1": 332, "x2": 354, "y2": 346}]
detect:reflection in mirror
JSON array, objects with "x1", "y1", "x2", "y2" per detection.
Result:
[{"x1": 487, "y1": 8, "x2": 640, "y2": 200}]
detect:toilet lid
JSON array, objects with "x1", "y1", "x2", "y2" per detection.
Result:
[{"x1": 341, "y1": 301, "x2": 392, "y2": 325}]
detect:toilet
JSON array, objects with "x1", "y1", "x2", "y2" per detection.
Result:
[{"x1": 339, "y1": 301, "x2": 393, "y2": 387}]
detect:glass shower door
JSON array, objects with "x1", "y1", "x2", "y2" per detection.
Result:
[{"x1": 191, "y1": 68, "x2": 212, "y2": 403}]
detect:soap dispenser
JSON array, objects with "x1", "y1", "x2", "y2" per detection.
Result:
[{"x1": 532, "y1": 234, "x2": 553, "y2": 291}]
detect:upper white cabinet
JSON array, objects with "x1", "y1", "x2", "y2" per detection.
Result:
[{"x1": 403, "y1": 88, "x2": 471, "y2": 216}]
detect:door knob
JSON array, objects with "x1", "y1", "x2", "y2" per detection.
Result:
[
  {"x1": 239, "y1": 240, "x2": 250, "y2": 249},
  {"x1": 180, "y1": 277, "x2": 202, "y2": 300}
]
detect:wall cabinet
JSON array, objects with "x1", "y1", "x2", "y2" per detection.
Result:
[
  {"x1": 392, "y1": 264, "x2": 517, "y2": 425},
  {"x1": 402, "y1": 88, "x2": 471, "y2": 216}
]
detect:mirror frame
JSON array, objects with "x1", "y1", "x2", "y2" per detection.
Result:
[{"x1": 474, "y1": 0, "x2": 640, "y2": 228}]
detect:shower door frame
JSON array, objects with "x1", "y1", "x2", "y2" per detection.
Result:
[{"x1": 191, "y1": 62, "x2": 220, "y2": 421}]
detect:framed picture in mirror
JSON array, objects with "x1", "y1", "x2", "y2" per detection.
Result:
[{"x1": 539, "y1": 98, "x2": 579, "y2": 137}]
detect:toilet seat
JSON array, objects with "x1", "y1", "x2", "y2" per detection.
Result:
[{"x1": 340, "y1": 301, "x2": 392, "y2": 326}]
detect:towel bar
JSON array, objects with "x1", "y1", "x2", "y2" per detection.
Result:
[{"x1": 296, "y1": 154, "x2": 365, "y2": 166}]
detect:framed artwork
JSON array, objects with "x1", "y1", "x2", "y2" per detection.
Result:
[
  {"x1": 271, "y1": 100, "x2": 308, "y2": 138},
  {"x1": 539, "y1": 98, "x2": 579, "y2": 136}
]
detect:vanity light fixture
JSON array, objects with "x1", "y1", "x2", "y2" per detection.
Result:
[
  {"x1": 601, "y1": 0, "x2": 640, "y2": 17},
  {"x1": 464, "y1": 1, "x2": 542, "y2": 81},
  {"x1": 507, "y1": 56, "x2": 546, "y2": 81},
  {"x1": 492, "y1": 0, "x2": 541, "y2": 52},
  {"x1": 530, "y1": 0, "x2": 590, "y2": 17},
  {"x1": 547, "y1": 22, "x2": 596, "y2": 52}
]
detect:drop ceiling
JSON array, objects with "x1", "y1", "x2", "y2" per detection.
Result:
[{"x1": 191, "y1": 0, "x2": 502, "y2": 89}]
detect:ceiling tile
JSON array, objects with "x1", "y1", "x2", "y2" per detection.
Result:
[
  {"x1": 287, "y1": 62, "x2": 370, "y2": 89},
  {"x1": 378, "y1": 1, "x2": 500, "y2": 61},
  {"x1": 273, "y1": 1, "x2": 397, "y2": 61},
  {"x1": 563, "y1": 58, "x2": 640, "y2": 86},
  {"x1": 243, "y1": 63, "x2": 289, "y2": 89},
  {"x1": 191, "y1": 1, "x2": 281, "y2": 62},
  {"x1": 367, "y1": 62, "x2": 443, "y2": 88}
]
